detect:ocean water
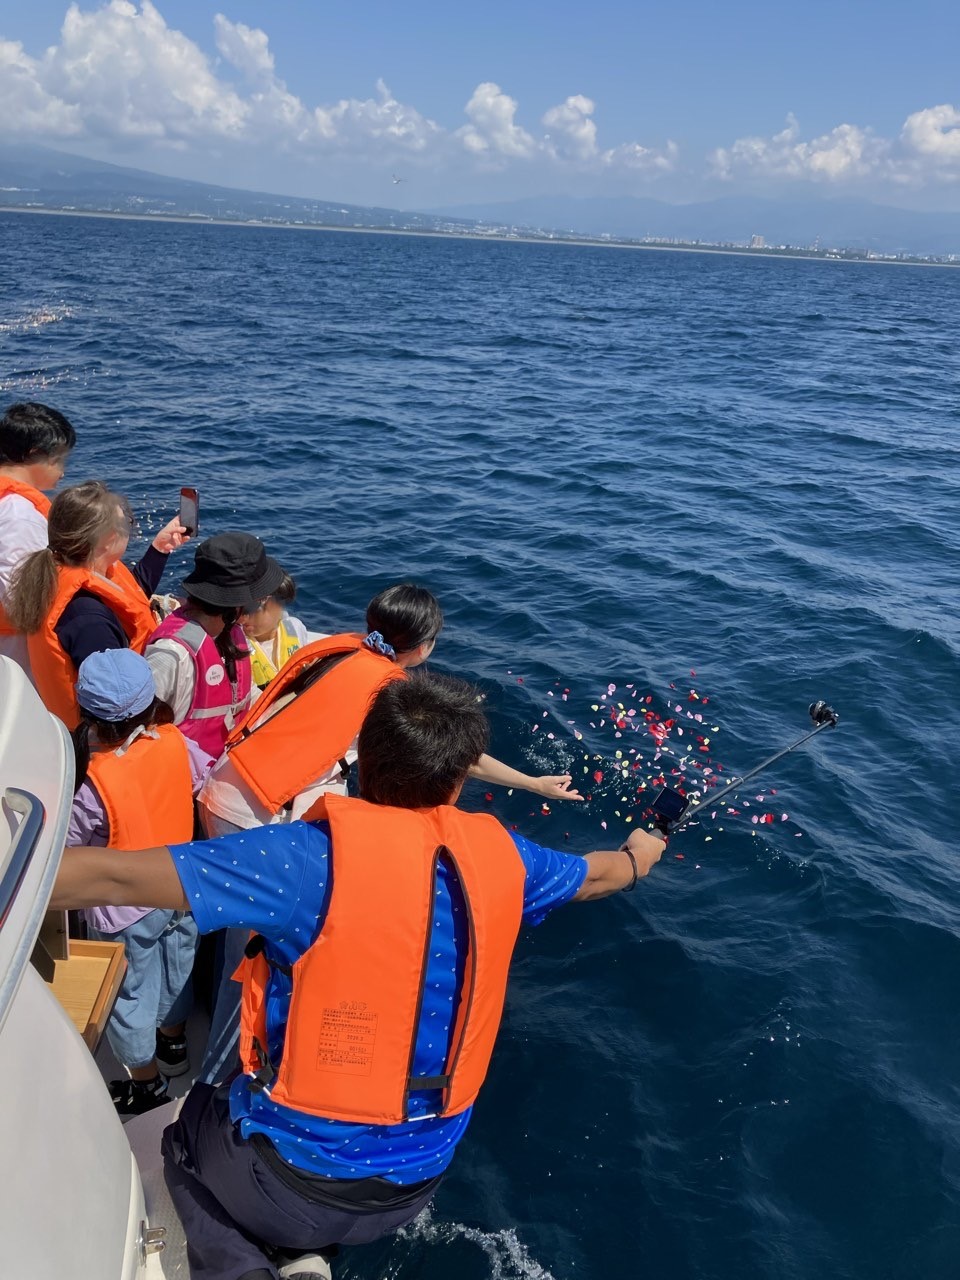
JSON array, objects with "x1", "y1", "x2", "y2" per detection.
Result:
[{"x1": 2, "y1": 212, "x2": 959, "y2": 1280}]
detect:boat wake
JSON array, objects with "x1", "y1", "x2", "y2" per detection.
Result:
[{"x1": 394, "y1": 1207, "x2": 558, "y2": 1279}]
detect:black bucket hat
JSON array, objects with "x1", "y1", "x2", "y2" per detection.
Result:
[{"x1": 181, "y1": 532, "x2": 285, "y2": 610}]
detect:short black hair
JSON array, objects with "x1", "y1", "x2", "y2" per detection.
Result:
[
  {"x1": 358, "y1": 671, "x2": 489, "y2": 808},
  {"x1": 0, "y1": 402, "x2": 77, "y2": 465},
  {"x1": 366, "y1": 583, "x2": 442, "y2": 654}
]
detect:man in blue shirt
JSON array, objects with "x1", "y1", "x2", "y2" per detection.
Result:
[{"x1": 54, "y1": 671, "x2": 665, "y2": 1280}]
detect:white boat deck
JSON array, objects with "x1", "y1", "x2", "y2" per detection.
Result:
[
  {"x1": 95, "y1": 1009, "x2": 210, "y2": 1277},
  {"x1": 125, "y1": 1101, "x2": 190, "y2": 1278}
]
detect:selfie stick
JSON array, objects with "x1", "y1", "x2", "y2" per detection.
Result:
[{"x1": 661, "y1": 701, "x2": 839, "y2": 834}]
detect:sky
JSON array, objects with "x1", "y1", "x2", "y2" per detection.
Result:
[{"x1": 2, "y1": 0, "x2": 960, "y2": 210}]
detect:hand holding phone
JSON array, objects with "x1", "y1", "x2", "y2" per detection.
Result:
[{"x1": 179, "y1": 487, "x2": 199, "y2": 538}]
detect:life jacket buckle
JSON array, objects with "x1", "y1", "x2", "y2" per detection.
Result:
[{"x1": 247, "y1": 1038, "x2": 275, "y2": 1092}]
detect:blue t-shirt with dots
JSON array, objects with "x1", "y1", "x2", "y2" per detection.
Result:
[{"x1": 172, "y1": 818, "x2": 587, "y2": 1184}]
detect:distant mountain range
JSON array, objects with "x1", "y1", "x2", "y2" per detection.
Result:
[
  {"x1": 0, "y1": 143, "x2": 475, "y2": 236},
  {"x1": 431, "y1": 194, "x2": 960, "y2": 257},
  {"x1": 1, "y1": 144, "x2": 959, "y2": 257}
]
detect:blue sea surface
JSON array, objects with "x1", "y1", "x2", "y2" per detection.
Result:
[{"x1": 2, "y1": 212, "x2": 959, "y2": 1280}]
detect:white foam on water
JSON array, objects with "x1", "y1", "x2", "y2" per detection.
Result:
[
  {"x1": 0, "y1": 305, "x2": 74, "y2": 334},
  {"x1": 0, "y1": 367, "x2": 80, "y2": 393},
  {"x1": 395, "y1": 1207, "x2": 559, "y2": 1280}
]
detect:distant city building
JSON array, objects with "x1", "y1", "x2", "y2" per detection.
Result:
[{"x1": 750, "y1": 234, "x2": 765, "y2": 249}]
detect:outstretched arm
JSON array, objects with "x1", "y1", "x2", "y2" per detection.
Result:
[
  {"x1": 573, "y1": 828, "x2": 665, "y2": 901},
  {"x1": 470, "y1": 753, "x2": 584, "y2": 801},
  {"x1": 51, "y1": 846, "x2": 188, "y2": 913}
]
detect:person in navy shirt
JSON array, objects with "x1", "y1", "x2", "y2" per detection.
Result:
[{"x1": 54, "y1": 672, "x2": 665, "y2": 1280}]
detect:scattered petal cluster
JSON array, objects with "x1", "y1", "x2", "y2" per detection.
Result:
[{"x1": 500, "y1": 668, "x2": 805, "y2": 860}]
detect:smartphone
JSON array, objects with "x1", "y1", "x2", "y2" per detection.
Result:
[
  {"x1": 179, "y1": 487, "x2": 199, "y2": 537},
  {"x1": 649, "y1": 786, "x2": 689, "y2": 827}
]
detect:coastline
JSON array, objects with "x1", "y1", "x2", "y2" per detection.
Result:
[{"x1": 1, "y1": 204, "x2": 956, "y2": 269}]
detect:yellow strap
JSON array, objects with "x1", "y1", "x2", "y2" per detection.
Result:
[{"x1": 250, "y1": 620, "x2": 302, "y2": 689}]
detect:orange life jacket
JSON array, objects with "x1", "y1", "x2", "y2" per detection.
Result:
[
  {"x1": 84, "y1": 724, "x2": 195, "y2": 848},
  {"x1": 0, "y1": 475, "x2": 51, "y2": 517},
  {"x1": 237, "y1": 794, "x2": 526, "y2": 1125},
  {"x1": 0, "y1": 476, "x2": 51, "y2": 637},
  {"x1": 224, "y1": 634, "x2": 405, "y2": 813},
  {"x1": 28, "y1": 561, "x2": 155, "y2": 728}
]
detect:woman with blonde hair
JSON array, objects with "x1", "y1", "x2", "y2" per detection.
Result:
[{"x1": 5, "y1": 479, "x2": 187, "y2": 727}]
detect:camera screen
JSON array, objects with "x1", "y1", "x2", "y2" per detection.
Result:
[{"x1": 650, "y1": 787, "x2": 689, "y2": 824}]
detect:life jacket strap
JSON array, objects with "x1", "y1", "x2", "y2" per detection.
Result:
[
  {"x1": 408, "y1": 1075, "x2": 450, "y2": 1092},
  {"x1": 244, "y1": 933, "x2": 266, "y2": 960},
  {"x1": 233, "y1": 648, "x2": 357, "y2": 744},
  {"x1": 244, "y1": 932, "x2": 293, "y2": 978},
  {"x1": 281, "y1": 756, "x2": 350, "y2": 811},
  {"x1": 247, "y1": 1035, "x2": 276, "y2": 1093}
]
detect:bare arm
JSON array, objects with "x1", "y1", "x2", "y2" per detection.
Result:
[
  {"x1": 50, "y1": 846, "x2": 188, "y2": 913},
  {"x1": 573, "y1": 828, "x2": 666, "y2": 901},
  {"x1": 470, "y1": 752, "x2": 584, "y2": 801}
]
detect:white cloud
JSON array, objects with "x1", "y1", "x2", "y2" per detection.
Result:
[
  {"x1": 46, "y1": 1, "x2": 249, "y2": 141},
  {"x1": 541, "y1": 95, "x2": 676, "y2": 172},
  {"x1": 0, "y1": 38, "x2": 80, "y2": 134},
  {"x1": 1, "y1": 3, "x2": 442, "y2": 155},
  {"x1": 457, "y1": 83, "x2": 536, "y2": 160},
  {"x1": 712, "y1": 107, "x2": 960, "y2": 188},
  {"x1": 312, "y1": 80, "x2": 441, "y2": 153},
  {"x1": 3, "y1": 2, "x2": 960, "y2": 198},
  {"x1": 213, "y1": 14, "x2": 275, "y2": 85},
  {"x1": 542, "y1": 94, "x2": 599, "y2": 162},
  {"x1": 900, "y1": 104, "x2": 960, "y2": 163},
  {"x1": 0, "y1": 4, "x2": 667, "y2": 177},
  {"x1": 606, "y1": 138, "x2": 679, "y2": 173},
  {"x1": 711, "y1": 114, "x2": 884, "y2": 182}
]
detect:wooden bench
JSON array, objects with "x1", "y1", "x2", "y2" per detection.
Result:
[{"x1": 34, "y1": 913, "x2": 126, "y2": 1052}]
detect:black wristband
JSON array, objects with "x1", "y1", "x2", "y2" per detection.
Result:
[{"x1": 620, "y1": 844, "x2": 639, "y2": 892}]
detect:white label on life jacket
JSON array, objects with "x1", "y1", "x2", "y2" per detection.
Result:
[{"x1": 206, "y1": 664, "x2": 226, "y2": 687}]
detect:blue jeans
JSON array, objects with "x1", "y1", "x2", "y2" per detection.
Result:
[{"x1": 89, "y1": 909, "x2": 199, "y2": 1070}]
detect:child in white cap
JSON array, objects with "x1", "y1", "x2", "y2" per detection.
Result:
[{"x1": 68, "y1": 648, "x2": 213, "y2": 1114}]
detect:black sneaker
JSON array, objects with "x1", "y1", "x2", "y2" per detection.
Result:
[
  {"x1": 155, "y1": 1029, "x2": 189, "y2": 1077},
  {"x1": 109, "y1": 1076, "x2": 169, "y2": 1116}
]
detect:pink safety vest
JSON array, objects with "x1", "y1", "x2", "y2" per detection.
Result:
[{"x1": 148, "y1": 609, "x2": 254, "y2": 759}]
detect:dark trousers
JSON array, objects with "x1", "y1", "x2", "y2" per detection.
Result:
[{"x1": 162, "y1": 1083, "x2": 439, "y2": 1280}]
